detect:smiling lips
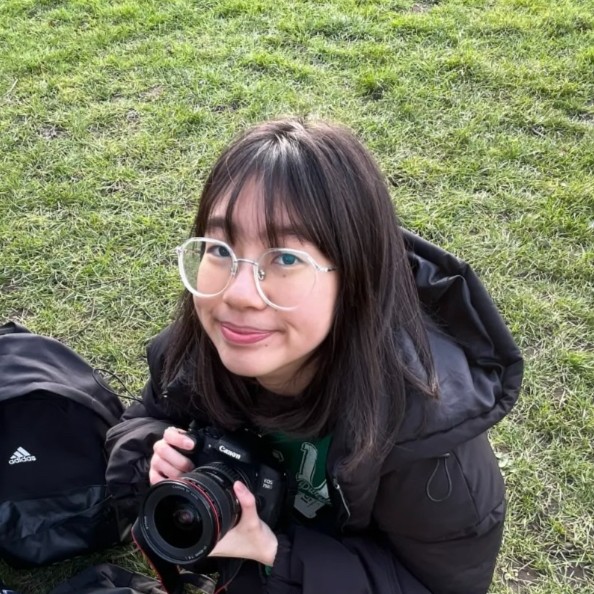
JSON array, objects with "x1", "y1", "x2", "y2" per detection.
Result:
[{"x1": 220, "y1": 323, "x2": 275, "y2": 345}]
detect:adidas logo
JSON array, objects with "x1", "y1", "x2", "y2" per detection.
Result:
[{"x1": 8, "y1": 447, "x2": 37, "y2": 465}]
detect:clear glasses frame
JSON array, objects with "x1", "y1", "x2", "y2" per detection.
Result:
[{"x1": 175, "y1": 237, "x2": 337, "y2": 311}]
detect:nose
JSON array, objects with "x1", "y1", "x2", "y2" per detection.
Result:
[{"x1": 222, "y1": 260, "x2": 266, "y2": 309}]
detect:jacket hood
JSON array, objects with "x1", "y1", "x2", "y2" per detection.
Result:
[
  {"x1": 326, "y1": 231, "x2": 522, "y2": 531},
  {"x1": 383, "y1": 230, "x2": 523, "y2": 465}
]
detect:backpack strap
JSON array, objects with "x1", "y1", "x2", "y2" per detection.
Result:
[
  {"x1": 0, "y1": 330, "x2": 124, "y2": 424},
  {"x1": 0, "y1": 321, "x2": 28, "y2": 336}
]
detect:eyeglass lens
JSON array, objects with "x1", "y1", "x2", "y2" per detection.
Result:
[{"x1": 181, "y1": 239, "x2": 317, "y2": 308}]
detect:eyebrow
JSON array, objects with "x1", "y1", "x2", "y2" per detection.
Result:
[{"x1": 205, "y1": 216, "x2": 309, "y2": 243}]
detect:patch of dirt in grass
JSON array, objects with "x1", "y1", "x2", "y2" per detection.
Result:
[
  {"x1": 39, "y1": 124, "x2": 68, "y2": 140},
  {"x1": 572, "y1": 112, "x2": 594, "y2": 126},
  {"x1": 99, "y1": 180, "x2": 128, "y2": 195},
  {"x1": 410, "y1": 0, "x2": 440, "y2": 12},
  {"x1": 4, "y1": 308, "x2": 31, "y2": 321},
  {"x1": 565, "y1": 564, "x2": 592, "y2": 582},
  {"x1": 126, "y1": 109, "x2": 141, "y2": 123},
  {"x1": 505, "y1": 566, "x2": 541, "y2": 592},
  {"x1": 212, "y1": 99, "x2": 242, "y2": 112},
  {"x1": 521, "y1": 346, "x2": 538, "y2": 359},
  {"x1": 140, "y1": 85, "x2": 165, "y2": 101},
  {"x1": 548, "y1": 548, "x2": 594, "y2": 584},
  {"x1": 552, "y1": 386, "x2": 568, "y2": 402},
  {"x1": 0, "y1": 281, "x2": 20, "y2": 293},
  {"x1": 517, "y1": 568, "x2": 539, "y2": 583}
]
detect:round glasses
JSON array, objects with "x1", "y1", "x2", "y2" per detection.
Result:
[{"x1": 176, "y1": 237, "x2": 337, "y2": 310}]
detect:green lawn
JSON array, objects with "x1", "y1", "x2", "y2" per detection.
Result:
[{"x1": 0, "y1": 0, "x2": 593, "y2": 592}]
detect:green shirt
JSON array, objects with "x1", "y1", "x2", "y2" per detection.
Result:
[{"x1": 264, "y1": 433, "x2": 332, "y2": 520}]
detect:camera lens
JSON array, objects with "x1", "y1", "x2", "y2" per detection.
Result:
[
  {"x1": 154, "y1": 495, "x2": 203, "y2": 549},
  {"x1": 139, "y1": 463, "x2": 247, "y2": 564}
]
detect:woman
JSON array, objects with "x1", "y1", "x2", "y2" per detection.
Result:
[{"x1": 106, "y1": 118, "x2": 523, "y2": 594}]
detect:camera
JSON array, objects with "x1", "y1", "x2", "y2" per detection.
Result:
[{"x1": 135, "y1": 425, "x2": 289, "y2": 566}]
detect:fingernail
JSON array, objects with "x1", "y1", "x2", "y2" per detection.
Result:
[
  {"x1": 183, "y1": 437, "x2": 195, "y2": 449},
  {"x1": 235, "y1": 481, "x2": 246, "y2": 494}
]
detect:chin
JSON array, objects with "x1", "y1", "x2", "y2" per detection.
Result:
[{"x1": 219, "y1": 357, "x2": 269, "y2": 379}]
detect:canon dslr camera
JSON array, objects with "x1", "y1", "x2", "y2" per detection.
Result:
[{"x1": 134, "y1": 425, "x2": 289, "y2": 566}]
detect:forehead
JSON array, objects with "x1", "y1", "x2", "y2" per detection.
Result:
[{"x1": 205, "y1": 181, "x2": 307, "y2": 243}]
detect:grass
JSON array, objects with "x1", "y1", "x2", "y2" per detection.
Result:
[{"x1": 0, "y1": 0, "x2": 593, "y2": 592}]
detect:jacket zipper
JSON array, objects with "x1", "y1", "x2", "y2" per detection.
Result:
[{"x1": 332, "y1": 474, "x2": 351, "y2": 529}]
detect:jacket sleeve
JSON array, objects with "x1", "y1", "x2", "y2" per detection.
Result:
[
  {"x1": 264, "y1": 433, "x2": 504, "y2": 594},
  {"x1": 264, "y1": 528, "x2": 432, "y2": 594},
  {"x1": 105, "y1": 328, "x2": 193, "y2": 528}
]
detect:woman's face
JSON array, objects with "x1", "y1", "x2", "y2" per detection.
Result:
[{"x1": 194, "y1": 182, "x2": 339, "y2": 396}]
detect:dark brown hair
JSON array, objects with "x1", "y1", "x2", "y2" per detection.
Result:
[{"x1": 164, "y1": 118, "x2": 438, "y2": 471}]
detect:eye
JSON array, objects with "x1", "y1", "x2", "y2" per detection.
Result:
[
  {"x1": 274, "y1": 251, "x2": 303, "y2": 267},
  {"x1": 207, "y1": 244, "x2": 232, "y2": 259}
]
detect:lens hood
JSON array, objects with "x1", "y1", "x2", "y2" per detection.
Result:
[{"x1": 139, "y1": 474, "x2": 225, "y2": 564}]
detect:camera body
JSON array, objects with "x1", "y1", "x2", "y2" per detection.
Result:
[{"x1": 136, "y1": 425, "x2": 289, "y2": 566}]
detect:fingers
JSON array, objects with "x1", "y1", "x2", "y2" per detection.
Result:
[
  {"x1": 233, "y1": 481, "x2": 258, "y2": 524},
  {"x1": 149, "y1": 427, "x2": 195, "y2": 485},
  {"x1": 149, "y1": 456, "x2": 191, "y2": 484},
  {"x1": 163, "y1": 426, "x2": 196, "y2": 451},
  {"x1": 209, "y1": 482, "x2": 278, "y2": 564}
]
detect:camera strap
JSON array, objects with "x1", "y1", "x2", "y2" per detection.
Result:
[{"x1": 131, "y1": 519, "x2": 217, "y2": 594}]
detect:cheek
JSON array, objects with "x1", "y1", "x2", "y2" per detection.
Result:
[
  {"x1": 193, "y1": 296, "x2": 210, "y2": 328},
  {"x1": 295, "y1": 284, "x2": 338, "y2": 341},
  {"x1": 319, "y1": 276, "x2": 339, "y2": 324}
]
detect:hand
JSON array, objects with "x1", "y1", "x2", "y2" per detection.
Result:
[
  {"x1": 209, "y1": 481, "x2": 279, "y2": 566},
  {"x1": 149, "y1": 426, "x2": 196, "y2": 485}
]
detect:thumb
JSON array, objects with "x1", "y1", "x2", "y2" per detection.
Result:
[{"x1": 234, "y1": 481, "x2": 257, "y2": 514}]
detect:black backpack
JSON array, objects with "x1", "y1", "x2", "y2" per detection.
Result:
[{"x1": 0, "y1": 321, "x2": 126, "y2": 567}]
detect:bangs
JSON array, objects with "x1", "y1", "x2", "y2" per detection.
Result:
[{"x1": 199, "y1": 138, "x2": 332, "y2": 251}]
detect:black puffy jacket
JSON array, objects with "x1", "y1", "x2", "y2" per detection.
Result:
[{"x1": 106, "y1": 231, "x2": 523, "y2": 594}]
